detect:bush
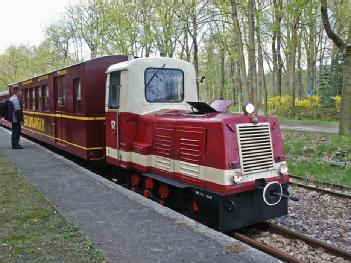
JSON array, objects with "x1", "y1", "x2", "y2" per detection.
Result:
[{"x1": 268, "y1": 95, "x2": 340, "y2": 120}]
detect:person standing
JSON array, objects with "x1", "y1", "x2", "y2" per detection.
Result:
[{"x1": 8, "y1": 89, "x2": 24, "y2": 149}]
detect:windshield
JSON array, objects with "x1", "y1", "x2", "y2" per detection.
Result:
[{"x1": 145, "y1": 68, "x2": 184, "y2": 103}]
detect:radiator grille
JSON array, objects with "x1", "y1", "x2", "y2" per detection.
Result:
[{"x1": 237, "y1": 123, "x2": 274, "y2": 174}]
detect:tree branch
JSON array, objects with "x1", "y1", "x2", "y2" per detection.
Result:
[{"x1": 320, "y1": 0, "x2": 346, "y2": 50}]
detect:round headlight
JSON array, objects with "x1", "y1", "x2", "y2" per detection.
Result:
[
  {"x1": 280, "y1": 163, "x2": 288, "y2": 175},
  {"x1": 244, "y1": 103, "x2": 255, "y2": 114},
  {"x1": 232, "y1": 171, "x2": 243, "y2": 183}
]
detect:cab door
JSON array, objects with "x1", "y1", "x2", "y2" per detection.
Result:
[
  {"x1": 105, "y1": 71, "x2": 121, "y2": 164},
  {"x1": 54, "y1": 76, "x2": 66, "y2": 145}
]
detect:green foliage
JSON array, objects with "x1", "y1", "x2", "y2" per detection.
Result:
[
  {"x1": 268, "y1": 95, "x2": 340, "y2": 120},
  {"x1": 0, "y1": 42, "x2": 76, "y2": 91},
  {"x1": 319, "y1": 53, "x2": 343, "y2": 107}
]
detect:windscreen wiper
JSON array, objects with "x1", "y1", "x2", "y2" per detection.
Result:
[{"x1": 145, "y1": 64, "x2": 166, "y2": 90}]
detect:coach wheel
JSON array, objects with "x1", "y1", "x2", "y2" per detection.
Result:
[{"x1": 262, "y1": 181, "x2": 282, "y2": 206}]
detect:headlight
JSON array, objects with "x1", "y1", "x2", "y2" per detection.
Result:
[
  {"x1": 280, "y1": 163, "x2": 288, "y2": 175},
  {"x1": 232, "y1": 171, "x2": 243, "y2": 183},
  {"x1": 243, "y1": 103, "x2": 255, "y2": 114}
]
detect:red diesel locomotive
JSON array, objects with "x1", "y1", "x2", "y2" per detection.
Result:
[{"x1": 8, "y1": 55, "x2": 291, "y2": 231}]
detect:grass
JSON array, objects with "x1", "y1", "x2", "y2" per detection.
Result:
[
  {"x1": 283, "y1": 130, "x2": 351, "y2": 187},
  {"x1": 0, "y1": 155, "x2": 106, "y2": 263},
  {"x1": 278, "y1": 117, "x2": 338, "y2": 126}
]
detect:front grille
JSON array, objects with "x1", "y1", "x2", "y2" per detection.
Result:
[{"x1": 236, "y1": 123, "x2": 274, "y2": 174}]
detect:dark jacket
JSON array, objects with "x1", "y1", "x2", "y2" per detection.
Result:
[{"x1": 8, "y1": 98, "x2": 23, "y2": 123}]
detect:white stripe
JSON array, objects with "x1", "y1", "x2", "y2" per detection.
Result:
[{"x1": 106, "y1": 147, "x2": 284, "y2": 186}]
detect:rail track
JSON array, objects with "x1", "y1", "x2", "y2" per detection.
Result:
[
  {"x1": 289, "y1": 175, "x2": 351, "y2": 198},
  {"x1": 230, "y1": 222, "x2": 351, "y2": 263}
]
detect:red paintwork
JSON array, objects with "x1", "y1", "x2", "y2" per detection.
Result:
[
  {"x1": 8, "y1": 56, "x2": 128, "y2": 160},
  {"x1": 159, "y1": 185, "x2": 171, "y2": 198},
  {"x1": 105, "y1": 109, "x2": 287, "y2": 195}
]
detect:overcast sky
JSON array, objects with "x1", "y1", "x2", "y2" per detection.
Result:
[{"x1": 0, "y1": 0, "x2": 75, "y2": 52}]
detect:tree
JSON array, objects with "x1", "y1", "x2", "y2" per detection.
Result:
[
  {"x1": 321, "y1": 0, "x2": 351, "y2": 135},
  {"x1": 230, "y1": 0, "x2": 249, "y2": 103},
  {"x1": 247, "y1": 0, "x2": 257, "y2": 106}
]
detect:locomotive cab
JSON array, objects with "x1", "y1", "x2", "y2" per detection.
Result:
[
  {"x1": 105, "y1": 57, "x2": 198, "y2": 114},
  {"x1": 104, "y1": 57, "x2": 198, "y2": 163}
]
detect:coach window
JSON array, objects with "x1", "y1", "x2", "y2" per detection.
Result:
[
  {"x1": 31, "y1": 88, "x2": 36, "y2": 110},
  {"x1": 28, "y1": 88, "x2": 32, "y2": 110},
  {"x1": 108, "y1": 71, "x2": 120, "y2": 109},
  {"x1": 145, "y1": 68, "x2": 184, "y2": 103},
  {"x1": 38, "y1": 86, "x2": 43, "y2": 111},
  {"x1": 73, "y1": 78, "x2": 81, "y2": 113},
  {"x1": 43, "y1": 85, "x2": 49, "y2": 111},
  {"x1": 35, "y1": 87, "x2": 40, "y2": 110},
  {"x1": 23, "y1": 89, "x2": 27, "y2": 109}
]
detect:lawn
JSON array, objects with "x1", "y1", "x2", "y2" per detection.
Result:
[
  {"x1": 283, "y1": 130, "x2": 351, "y2": 187},
  {"x1": 0, "y1": 155, "x2": 105, "y2": 262},
  {"x1": 278, "y1": 117, "x2": 338, "y2": 127}
]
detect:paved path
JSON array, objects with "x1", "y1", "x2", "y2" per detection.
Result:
[
  {"x1": 280, "y1": 123, "x2": 338, "y2": 134},
  {"x1": 0, "y1": 127, "x2": 278, "y2": 263}
]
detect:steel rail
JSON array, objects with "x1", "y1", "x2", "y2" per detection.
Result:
[
  {"x1": 231, "y1": 223, "x2": 351, "y2": 262},
  {"x1": 231, "y1": 231, "x2": 303, "y2": 263},
  {"x1": 289, "y1": 175, "x2": 351, "y2": 198},
  {"x1": 264, "y1": 222, "x2": 351, "y2": 260}
]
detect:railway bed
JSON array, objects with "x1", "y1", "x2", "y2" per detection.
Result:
[
  {"x1": 231, "y1": 222, "x2": 351, "y2": 263},
  {"x1": 289, "y1": 175, "x2": 351, "y2": 198}
]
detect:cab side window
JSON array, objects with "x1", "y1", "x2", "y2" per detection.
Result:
[{"x1": 108, "y1": 71, "x2": 120, "y2": 109}]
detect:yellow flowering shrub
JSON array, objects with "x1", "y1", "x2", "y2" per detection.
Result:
[
  {"x1": 268, "y1": 96, "x2": 293, "y2": 112},
  {"x1": 268, "y1": 95, "x2": 340, "y2": 120},
  {"x1": 295, "y1": 96, "x2": 320, "y2": 109},
  {"x1": 331, "y1": 96, "x2": 341, "y2": 112}
]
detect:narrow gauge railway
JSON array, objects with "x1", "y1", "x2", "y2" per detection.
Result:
[
  {"x1": 289, "y1": 175, "x2": 351, "y2": 198},
  {"x1": 230, "y1": 222, "x2": 351, "y2": 263},
  {"x1": 1, "y1": 55, "x2": 294, "y2": 232}
]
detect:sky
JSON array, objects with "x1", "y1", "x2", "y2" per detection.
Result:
[{"x1": 0, "y1": 0, "x2": 75, "y2": 52}]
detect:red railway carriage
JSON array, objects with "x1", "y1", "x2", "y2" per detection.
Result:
[{"x1": 9, "y1": 55, "x2": 128, "y2": 160}]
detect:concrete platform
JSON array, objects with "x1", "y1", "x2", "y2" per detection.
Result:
[{"x1": 0, "y1": 127, "x2": 279, "y2": 262}]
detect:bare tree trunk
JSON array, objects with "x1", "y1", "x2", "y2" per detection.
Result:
[
  {"x1": 248, "y1": 0, "x2": 257, "y2": 106},
  {"x1": 272, "y1": 0, "x2": 282, "y2": 97},
  {"x1": 288, "y1": 22, "x2": 297, "y2": 107},
  {"x1": 273, "y1": 0, "x2": 283, "y2": 97},
  {"x1": 321, "y1": 0, "x2": 351, "y2": 135},
  {"x1": 230, "y1": 60, "x2": 236, "y2": 103},
  {"x1": 340, "y1": 43, "x2": 351, "y2": 135},
  {"x1": 220, "y1": 46, "x2": 225, "y2": 100},
  {"x1": 297, "y1": 37, "x2": 303, "y2": 99},
  {"x1": 257, "y1": 18, "x2": 267, "y2": 115},
  {"x1": 306, "y1": 6, "x2": 316, "y2": 94},
  {"x1": 231, "y1": 0, "x2": 249, "y2": 103}
]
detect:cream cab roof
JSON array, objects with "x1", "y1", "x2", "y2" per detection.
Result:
[{"x1": 106, "y1": 57, "x2": 198, "y2": 115}]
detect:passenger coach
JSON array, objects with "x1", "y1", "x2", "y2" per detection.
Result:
[{"x1": 9, "y1": 55, "x2": 128, "y2": 160}]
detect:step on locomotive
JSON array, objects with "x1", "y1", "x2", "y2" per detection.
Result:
[{"x1": 7, "y1": 55, "x2": 293, "y2": 231}]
